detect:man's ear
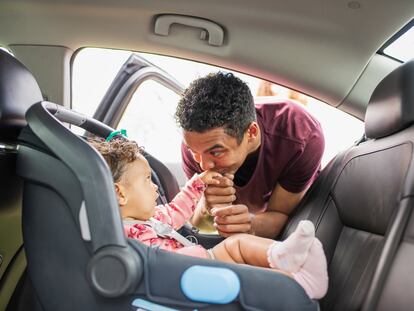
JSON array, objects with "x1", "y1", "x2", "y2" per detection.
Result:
[
  {"x1": 115, "y1": 183, "x2": 128, "y2": 206},
  {"x1": 246, "y1": 122, "x2": 259, "y2": 141}
]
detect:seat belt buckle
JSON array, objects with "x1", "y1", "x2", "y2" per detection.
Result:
[{"x1": 150, "y1": 218, "x2": 195, "y2": 246}]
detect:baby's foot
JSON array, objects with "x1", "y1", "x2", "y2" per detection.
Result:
[
  {"x1": 292, "y1": 238, "x2": 329, "y2": 300},
  {"x1": 267, "y1": 220, "x2": 315, "y2": 272}
]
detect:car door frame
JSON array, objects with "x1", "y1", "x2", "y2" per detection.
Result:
[
  {"x1": 92, "y1": 53, "x2": 185, "y2": 202},
  {"x1": 93, "y1": 53, "x2": 185, "y2": 127}
]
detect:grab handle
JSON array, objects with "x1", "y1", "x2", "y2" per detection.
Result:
[{"x1": 154, "y1": 14, "x2": 224, "y2": 46}]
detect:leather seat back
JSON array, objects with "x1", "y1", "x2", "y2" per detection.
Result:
[
  {"x1": 283, "y1": 60, "x2": 414, "y2": 311},
  {"x1": 0, "y1": 49, "x2": 43, "y2": 310}
]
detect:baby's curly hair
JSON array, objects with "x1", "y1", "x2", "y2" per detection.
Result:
[
  {"x1": 89, "y1": 138, "x2": 143, "y2": 182},
  {"x1": 175, "y1": 72, "x2": 256, "y2": 144}
]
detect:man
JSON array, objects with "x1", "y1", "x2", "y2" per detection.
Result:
[{"x1": 175, "y1": 72, "x2": 324, "y2": 239}]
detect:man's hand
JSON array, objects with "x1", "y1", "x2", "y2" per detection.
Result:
[
  {"x1": 198, "y1": 170, "x2": 222, "y2": 185},
  {"x1": 190, "y1": 174, "x2": 235, "y2": 229},
  {"x1": 211, "y1": 204, "x2": 254, "y2": 237},
  {"x1": 204, "y1": 174, "x2": 236, "y2": 209}
]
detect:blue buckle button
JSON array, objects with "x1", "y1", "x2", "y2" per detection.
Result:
[{"x1": 180, "y1": 265, "x2": 240, "y2": 304}]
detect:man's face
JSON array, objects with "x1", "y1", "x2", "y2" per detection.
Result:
[{"x1": 183, "y1": 127, "x2": 252, "y2": 175}]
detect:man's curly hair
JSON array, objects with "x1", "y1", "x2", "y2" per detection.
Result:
[
  {"x1": 89, "y1": 138, "x2": 143, "y2": 182},
  {"x1": 175, "y1": 72, "x2": 256, "y2": 144}
]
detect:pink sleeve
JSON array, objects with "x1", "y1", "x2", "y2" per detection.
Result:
[{"x1": 153, "y1": 174, "x2": 206, "y2": 229}]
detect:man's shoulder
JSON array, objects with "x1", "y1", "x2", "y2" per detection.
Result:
[
  {"x1": 255, "y1": 99, "x2": 315, "y2": 122},
  {"x1": 255, "y1": 100, "x2": 322, "y2": 144}
]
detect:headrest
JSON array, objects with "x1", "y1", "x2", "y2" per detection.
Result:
[
  {"x1": 0, "y1": 49, "x2": 43, "y2": 142},
  {"x1": 365, "y1": 60, "x2": 414, "y2": 139}
]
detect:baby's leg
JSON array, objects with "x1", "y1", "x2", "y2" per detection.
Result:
[
  {"x1": 212, "y1": 221, "x2": 328, "y2": 299},
  {"x1": 212, "y1": 220, "x2": 314, "y2": 271},
  {"x1": 212, "y1": 233, "x2": 275, "y2": 267}
]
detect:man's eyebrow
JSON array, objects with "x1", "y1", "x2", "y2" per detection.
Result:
[
  {"x1": 186, "y1": 144, "x2": 225, "y2": 154},
  {"x1": 205, "y1": 144, "x2": 225, "y2": 152}
]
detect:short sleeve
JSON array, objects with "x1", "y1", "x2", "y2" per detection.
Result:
[
  {"x1": 278, "y1": 129, "x2": 325, "y2": 193},
  {"x1": 181, "y1": 142, "x2": 202, "y2": 179}
]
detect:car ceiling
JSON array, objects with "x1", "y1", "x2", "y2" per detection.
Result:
[{"x1": 0, "y1": 0, "x2": 413, "y2": 119}]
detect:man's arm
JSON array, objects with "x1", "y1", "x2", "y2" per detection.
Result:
[
  {"x1": 250, "y1": 183, "x2": 306, "y2": 238},
  {"x1": 212, "y1": 183, "x2": 306, "y2": 238},
  {"x1": 250, "y1": 126, "x2": 325, "y2": 237}
]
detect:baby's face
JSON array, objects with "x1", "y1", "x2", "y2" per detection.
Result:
[{"x1": 120, "y1": 155, "x2": 159, "y2": 220}]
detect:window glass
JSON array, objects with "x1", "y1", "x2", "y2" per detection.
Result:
[
  {"x1": 118, "y1": 80, "x2": 182, "y2": 163},
  {"x1": 72, "y1": 49, "x2": 131, "y2": 117},
  {"x1": 116, "y1": 80, "x2": 187, "y2": 182},
  {"x1": 383, "y1": 22, "x2": 414, "y2": 62}
]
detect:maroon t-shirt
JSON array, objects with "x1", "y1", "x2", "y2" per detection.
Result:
[{"x1": 181, "y1": 101, "x2": 325, "y2": 213}]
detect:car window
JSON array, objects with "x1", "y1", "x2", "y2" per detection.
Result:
[
  {"x1": 72, "y1": 48, "x2": 364, "y2": 185},
  {"x1": 382, "y1": 20, "x2": 414, "y2": 62},
  {"x1": 117, "y1": 79, "x2": 186, "y2": 182}
]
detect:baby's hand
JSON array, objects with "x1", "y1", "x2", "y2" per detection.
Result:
[{"x1": 199, "y1": 171, "x2": 222, "y2": 186}]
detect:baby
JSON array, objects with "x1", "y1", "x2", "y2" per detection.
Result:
[{"x1": 89, "y1": 137, "x2": 328, "y2": 299}]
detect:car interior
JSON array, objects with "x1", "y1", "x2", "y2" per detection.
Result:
[{"x1": 0, "y1": 1, "x2": 414, "y2": 310}]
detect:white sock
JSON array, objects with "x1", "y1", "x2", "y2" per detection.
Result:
[
  {"x1": 292, "y1": 238, "x2": 329, "y2": 300},
  {"x1": 267, "y1": 220, "x2": 315, "y2": 273}
]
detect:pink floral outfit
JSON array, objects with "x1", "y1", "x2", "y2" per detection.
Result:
[{"x1": 123, "y1": 174, "x2": 209, "y2": 259}]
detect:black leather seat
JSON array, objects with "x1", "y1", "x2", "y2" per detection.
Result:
[
  {"x1": 282, "y1": 60, "x2": 414, "y2": 311},
  {"x1": 0, "y1": 50, "x2": 43, "y2": 310}
]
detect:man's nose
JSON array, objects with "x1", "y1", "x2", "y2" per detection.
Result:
[{"x1": 196, "y1": 154, "x2": 215, "y2": 170}]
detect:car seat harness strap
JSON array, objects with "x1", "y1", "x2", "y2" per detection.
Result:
[{"x1": 124, "y1": 218, "x2": 196, "y2": 247}]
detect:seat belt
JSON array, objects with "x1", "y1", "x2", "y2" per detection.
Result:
[
  {"x1": 123, "y1": 218, "x2": 196, "y2": 247},
  {"x1": 362, "y1": 196, "x2": 414, "y2": 310}
]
